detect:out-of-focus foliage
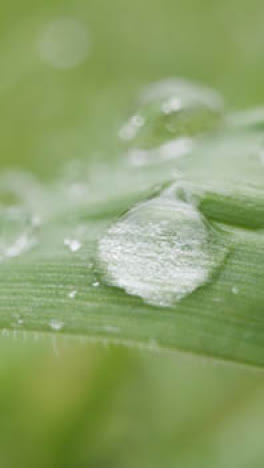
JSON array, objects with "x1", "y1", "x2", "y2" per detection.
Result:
[{"x1": 0, "y1": 336, "x2": 263, "y2": 468}]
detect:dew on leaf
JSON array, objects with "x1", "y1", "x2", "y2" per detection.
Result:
[
  {"x1": 68, "y1": 290, "x2": 77, "y2": 299},
  {"x1": 49, "y1": 319, "x2": 64, "y2": 331},
  {"x1": 232, "y1": 286, "x2": 239, "y2": 295},
  {"x1": 97, "y1": 191, "x2": 224, "y2": 307},
  {"x1": 64, "y1": 238, "x2": 82, "y2": 252},
  {"x1": 0, "y1": 207, "x2": 37, "y2": 262},
  {"x1": 119, "y1": 78, "x2": 224, "y2": 150}
]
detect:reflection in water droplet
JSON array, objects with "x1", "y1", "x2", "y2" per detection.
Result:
[
  {"x1": 0, "y1": 207, "x2": 37, "y2": 262},
  {"x1": 118, "y1": 115, "x2": 145, "y2": 141},
  {"x1": 98, "y1": 194, "x2": 220, "y2": 307},
  {"x1": 127, "y1": 137, "x2": 192, "y2": 167},
  {"x1": 64, "y1": 238, "x2": 82, "y2": 252},
  {"x1": 37, "y1": 17, "x2": 91, "y2": 69},
  {"x1": 49, "y1": 319, "x2": 64, "y2": 331},
  {"x1": 119, "y1": 78, "x2": 224, "y2": 150}
]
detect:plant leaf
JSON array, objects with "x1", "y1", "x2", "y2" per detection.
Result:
[{"x1": 1, "y1": 131, "x2": 264, "y2": 368}]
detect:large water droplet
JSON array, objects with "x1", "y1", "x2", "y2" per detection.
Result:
[
  {"x1": 119, "y1": 78, "x2": 224, "y2": 150},
  {"x1": 97, "y1": 191, "x2": 222, "y2": 307}
]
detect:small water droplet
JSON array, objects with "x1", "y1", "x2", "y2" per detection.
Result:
[
  {"x1": 232, "y1": 286, "x2": 239, "y2": 295},
  {"x1": 98, "y1": 192, "x2": 223, "y2": 307},
  {"x1": 64, "y1": 238, "x2": 82, "y2": 252},
  {"x1": 119, "y1": 78, "x2": 224, "y2": 149},
  {"x1": 92, "y1": 281, "x2": 100, "y2": 288},
  {"x1": 37, "y1": 17, "x2": 91, "y2": 69},
  {"x1": 68, "y1": 289, "x2": 77, "y2": 299},
  {"x1": 17, "y1": 318, "x2": 24, "y2": 325},
  {"x1": 49, "y1": 319, "x2": 64, "y2": 331},
  {"x1": 0, "y1": 207, "x2": 37, "y2": 262}
]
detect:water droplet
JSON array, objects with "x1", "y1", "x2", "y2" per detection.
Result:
[
  {"x1": 64, "y1": 238, "x2": 82, "y2": 252},
  {"x1": 17, "y1": 318, "x2": 24, "y2": 325},
  {"x1": 119, "y1": 78, "x2": 224, "y2": 149},
  {"x1": 49, "y1": 319, "x2": 64, "y2": 331},
  {"x1": 98, "y1": 193, "x2": 221, "y2": 307},
  {"x1": 0, "y1": 207, "x2": 37, "y2": 262},
  {"x1": 37, "y1": 17, "x2": 91, "y2": 69},
  {"x1": 68, "y1": 290, "x2": 77, "y2": 299},
  {"x1": 92, "y1": 281, "x2": 100, "y2": 288},
  {"x1": 232, "y1": 286, "x2": 239, "y2": 295}
]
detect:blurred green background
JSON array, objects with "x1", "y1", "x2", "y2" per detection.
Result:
[{"x1": 1, "y1": 0, "x2": 264, "y2": 466}]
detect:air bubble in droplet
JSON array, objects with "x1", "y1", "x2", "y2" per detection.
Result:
[
  {"x1": 98, "y1": 194, "x2": 221, "y2": 307},
  {"x1": 49, "y1": 319, "x2": 64, "y2": 331}
]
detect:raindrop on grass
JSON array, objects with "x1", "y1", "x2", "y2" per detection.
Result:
[
  {"x1": 119, "y1": 78, "x2": 224, "y2": 151},
  {"x1": 49, "y1": 319, "x2": 64, "y2": 331},
  {"x1": 64, "y1": 238, "x2": 82, "y2": 252},
  {"x1": 232, "y1": 286, "x2": 239, "y2": 295},
  {"x1": 98, "y1": 190, "x2": 223, "y2": 307},
  {"x1": 0, "y1": 207, "x2": 37, "y2": 262},
  {"x1": 68, "y1": 290, "x2": 77, "y2": 299}
]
